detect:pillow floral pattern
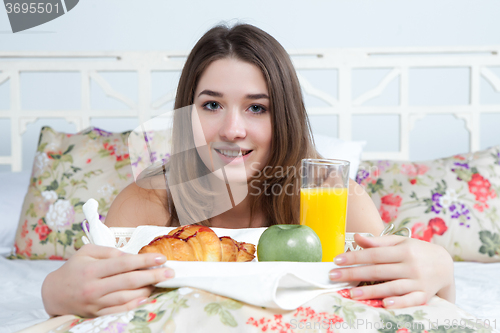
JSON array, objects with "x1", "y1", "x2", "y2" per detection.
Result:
[
  {"x1": 127, "y1": 129, "x2": 172, "y2": 182},
  {"x1": 12, "y1": 127, "x2": 134, "y2": 260},
  {"x1": 356, "y1": 146, "x2": 500, "y2": 262}
]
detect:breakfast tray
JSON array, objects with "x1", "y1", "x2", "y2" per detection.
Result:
[{"x1": 82, "y1": 198, "x2": 361, "y2": 309}]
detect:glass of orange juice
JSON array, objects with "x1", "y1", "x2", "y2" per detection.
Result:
[{"x1": 300, "y1": 158, "x2": 350, "y2": 262}]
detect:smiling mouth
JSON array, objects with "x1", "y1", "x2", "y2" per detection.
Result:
[{"x1": 214, "y1": 148, "x2": 253, "y2": 158}]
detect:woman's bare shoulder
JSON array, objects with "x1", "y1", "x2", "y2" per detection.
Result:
[
  {"x1": 346, "y1": 178, "x2": 384, "y2": 235},
  {"x1": 105, "y1": 177, "x2": 170, "y2": 227}
]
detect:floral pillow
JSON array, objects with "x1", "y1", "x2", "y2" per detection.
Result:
[
  {"x1": 127, "y1": 129, "x2": 172, "y2": 183},
  {"x1": 356, "y1": 146, "x2": 500, "y2": 262},
  {"x1": 12, "y1": 126, "x2": 134, "y2": 260}
]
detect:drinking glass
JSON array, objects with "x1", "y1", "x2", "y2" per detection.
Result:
[{"x1": 300, "y1": 159, "x2": 350, "y2": 262}]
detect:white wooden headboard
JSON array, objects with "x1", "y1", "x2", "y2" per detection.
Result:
[{"x1": 1, "y1": 47, "x2": 500, "y2": 171}]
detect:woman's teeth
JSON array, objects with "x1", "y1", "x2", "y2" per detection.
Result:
[{"x1": 215, "y1": 149, "x2": 251, "y2": 157}]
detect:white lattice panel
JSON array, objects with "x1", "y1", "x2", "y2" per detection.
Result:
[{"x1": 1, "y1": 47, "x2": 500, "y2": 171}]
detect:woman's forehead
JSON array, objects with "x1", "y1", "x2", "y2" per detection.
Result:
[{"x1": 194, "y1": 58, "x2": 269, "y2": 99}]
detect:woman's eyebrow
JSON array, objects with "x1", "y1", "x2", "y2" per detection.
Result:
[
  {"x1": 197, "y1": 89, "x2": 269, "y2": 100},
  {"x1": 198, "y1": 89, "x2": 223, "y2": 98},
  {"x1": 245, "y1": 93, "x2": 269, "y2": 100}
]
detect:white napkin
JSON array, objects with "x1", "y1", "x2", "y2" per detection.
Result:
[
  {"x1": 82, "y1": 198, "x2": 357, "y2": 310},
  {"x1": 82, "y1": 199, "x2": 116, "y2": 247},
  {"x1": 155, "y1": 261, "x2": 355, "y2": 310}
]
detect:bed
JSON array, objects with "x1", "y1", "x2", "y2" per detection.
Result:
[{"x1": 1, "y1": 48, "x2": 500, "y2": 332}]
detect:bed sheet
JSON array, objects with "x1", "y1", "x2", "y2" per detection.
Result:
[
  {"x1": 454, "y1": 262, "x2": 500, "y2": 325},
  {"x1": 0, "y1": 257, "x2": 64, "y2": 333},
  {"x1": 0, "y1": 171, "x2": 31, "y2": 257},
  {"x1": 1, "y1": 259, "x2": 500, "y2": 332}
]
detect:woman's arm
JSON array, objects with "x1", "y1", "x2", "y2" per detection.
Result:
[
  {"x1": 330, "y1": 234, "x2": 455, "y2": 307},
  {"x1": 346, "y1": 179, "x2": 385, "y2": 235},
  {"x1": 42, "y1": 245, "x2": 173, "y2": 317},
  {"x1": 105, "y1": 180, "x2": 170, "y2": 227},
  {"x1": 334, "y1": 179, "x2": 455, "y2": 308},
  {"x1": 42, "y1": 180, "x2": 173, "y2": 317}
]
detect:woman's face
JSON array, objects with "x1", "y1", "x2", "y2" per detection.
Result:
[{"x1": 192, "y1": 57, "x2": 272, "y2": 182}]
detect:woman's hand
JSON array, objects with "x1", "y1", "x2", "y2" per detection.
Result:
[
  {"x1": 329, "y1": 233, "x2": 455, "y2": 309},
  {"x1": 41, "y1": 244, "x2": 175, "y2": 318}
]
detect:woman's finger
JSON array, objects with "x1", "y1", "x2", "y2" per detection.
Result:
[
  {"x1": 349, "y1": 279, "x2": 418, "y2": 300},
  {"x1": 382, "y1": 291, "x2": 428, "y2": 309},
  {"x1": 93, "y1": 253, "x2": 167, "y2": 278},
  {"x1": 98, "y1": 286, "x2": 153, "y2": 309},
  {"x1": 100, "y1": 267, "x2": 175, "y2": 293},
  {"x1": 95, "y1": 296, "x2": 150, "y2": 317},
  {"x1": 78, "y1": 244, "x2": 126, "y2": 260},
  {"x1": 353, "y1": 234, "x2": 407, "y2": 249},
  {"x1": 334, "y1": 245, "x2": 405, "y2": 266},
  {"x1": 329, "y1": 263, "x2": 409, "y2": 282}
]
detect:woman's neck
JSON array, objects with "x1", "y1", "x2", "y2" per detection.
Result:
[{"x1": 209, "y1": 189, "x2": 267, "y2": 228}]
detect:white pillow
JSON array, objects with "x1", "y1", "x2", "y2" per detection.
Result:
[
  {"x1": 312, "y1": 134, "x2": 366, "y2": 180},
  {"x1": 0, "y1": 171, "x2": 31, "y2": 256}
]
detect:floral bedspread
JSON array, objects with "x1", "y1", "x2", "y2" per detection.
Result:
[{"x1": 25, "y1": 288, "x2": 497, "y2": 333}]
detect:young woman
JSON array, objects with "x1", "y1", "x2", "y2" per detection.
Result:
[{"x1": 41, "y1": 23, "x2": 455, "y2": 318}]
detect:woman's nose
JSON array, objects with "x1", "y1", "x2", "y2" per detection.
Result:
[{"x1": 219, "y1": 108, "x2": 246, "y2": 141}]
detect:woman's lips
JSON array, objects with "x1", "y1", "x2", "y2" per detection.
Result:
[{"x1": 213, "y1": 148, "x2": 253, "y2": 164}]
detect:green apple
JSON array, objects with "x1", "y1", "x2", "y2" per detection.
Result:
[{"x1": 257, "y1": 224, "x2": 322, "y2": 262}]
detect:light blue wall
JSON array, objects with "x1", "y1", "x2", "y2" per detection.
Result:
[{"x1": 1, "y1": 0, "x2": 500, "y2": 172}]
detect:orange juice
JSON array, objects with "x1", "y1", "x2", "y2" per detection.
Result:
[{"x1": 300, "y1": 187, "x2": 348, "y2": 262}]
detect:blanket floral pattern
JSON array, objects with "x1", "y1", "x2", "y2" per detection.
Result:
[
  {"x1": 41, "y1": 288, "x2": 493, "y2": 333},
  {"x1": 12, "y1": 127, "x2": 134, "y2": 260},
  {"x1": 356, "y1": 145, "x2": 500, "y2": 262}
]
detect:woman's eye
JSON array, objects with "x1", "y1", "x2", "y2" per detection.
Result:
[
  {"x1": 203, "y1": 101, "x2": 220, "y2": 111},
  {"x1": 249, "y1": 105, "x2": 266, "y2": 114}
]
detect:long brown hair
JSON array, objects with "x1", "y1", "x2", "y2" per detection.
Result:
[{"x1": 166, "y1": 23, "x2": 319, "y2": 227}]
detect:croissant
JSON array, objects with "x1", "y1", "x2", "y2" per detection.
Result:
[{"x1": 139, "y1": 225, "x2": 256, "y2": 262}]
